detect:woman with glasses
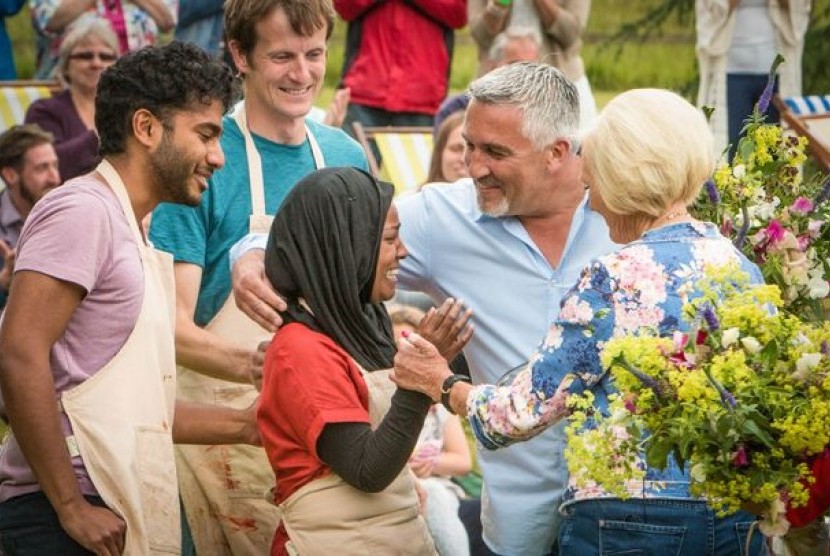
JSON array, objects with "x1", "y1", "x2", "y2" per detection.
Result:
[
  {"x1": 25, "y1": 18, "x2": 118, "y2": 182},
  {"x1": 31, "y1": 0, "x2": 175, "y2": 81}
]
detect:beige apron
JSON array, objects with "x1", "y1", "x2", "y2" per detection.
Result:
[
  {"x1": 280, "y1": 366, "x2": 437, "y2": 556},
  {"x1": 175, "y1": 102, "x2": 326, "y2": 555},
  {"x1": 59, "y1": 160, "x2": 180, "y2": 554}
]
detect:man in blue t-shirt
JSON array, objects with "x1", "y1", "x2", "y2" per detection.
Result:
[{"x1": 148, "y1": 1, "x2": 367, "y2": 554}]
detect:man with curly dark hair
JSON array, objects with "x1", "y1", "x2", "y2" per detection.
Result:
[{"x1": 0, "y1": 42, "x2": 257, "y2": 556}]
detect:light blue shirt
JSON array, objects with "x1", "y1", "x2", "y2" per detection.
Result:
[
  {"x1": 396, "y1": 179, "x2": 617, "y2": 555},
  {"x1": 229, "y1": 178, "x2": 617, "y2": 555}
]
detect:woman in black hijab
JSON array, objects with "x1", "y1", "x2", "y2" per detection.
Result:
[{"x1": 257, "y1": 167, "x2": 443, "y2": 555}]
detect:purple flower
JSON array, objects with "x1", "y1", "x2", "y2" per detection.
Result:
[
  {"x1": 701, "y1": 305, "x2": 720, "y2": 332},
  {"x1": 617, "y1": 359, "x2": 669, "y2": 401},
  {"x1": 790, "y1": 197, "x2": 815, "y2": 215},
  {"x1": 721, "y1": 390, "x2": 737, "y2": 409},
  {"x1": 756, "y1": 54, "x2": 784, "y2": 115},
  {"x1": 704, "y1": 178, "x2": 720, "y2": 205},
  {"x1": 822, "y1": 341, "x2": 829, "y2": 356}
]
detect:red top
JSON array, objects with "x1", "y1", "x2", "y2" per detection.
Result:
[
  {"x1": 786, "y1": 447, "x2": 830, "y2": 528},
  {"x1": 334, "y1": 0, "x2": 467, "y2": 115},
  {"x1": 256, "y1": 323, "x2": 371, "y2": 555}
]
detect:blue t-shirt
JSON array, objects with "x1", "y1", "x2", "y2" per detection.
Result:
[{"x1": 149, "y1": 117, "x2": 367, "y2": 326}]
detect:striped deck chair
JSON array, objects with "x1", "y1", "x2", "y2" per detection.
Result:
[
  {"x1": 0, "y1": 80, "x2": 61, "y2": 135},
  {"x1": 774, "y1": 94, "x2": 830, "y2": 171},
  {"x1": 352, "y1": 122, "x2": 434, "y2": 196}
]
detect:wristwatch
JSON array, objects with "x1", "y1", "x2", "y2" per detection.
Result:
[{"x1": 441, "y1": 374, "x2": 472, "y2": 415}]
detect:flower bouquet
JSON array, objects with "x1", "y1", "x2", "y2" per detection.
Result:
[
  {"x1": 692, "y1": 55, "x2": 830, "y2": 321},
  {"x1": 564, "y1": 266, "x2": 830, "y2": 537}
]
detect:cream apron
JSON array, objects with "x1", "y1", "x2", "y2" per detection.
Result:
[
  {"x1": 175, "y1": 102, "x2": 326, "y2": 555},
  {"x1": 59, "y1": 160, "x2": 180, "y2": 554},
  {"x1": 280, "y1": 366, "x2": 437, "y2": 556}
]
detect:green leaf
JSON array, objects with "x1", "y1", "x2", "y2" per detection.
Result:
[
  {"x1": 738, "y1": 139, "x2": 756, "y2": 163},
  {"x1": 645, "y1": 438, "x2": 673, "y2": 469},
  {"x1": 759, "y1": 340, "x2": 779, "y2": 366},
  {"x1": 741, "y1": 418, "x2": 775, "y2": 448}
]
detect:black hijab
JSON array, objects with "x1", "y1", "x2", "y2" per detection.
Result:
[{"x1": 264, "y1": 167, "x2": 396, "y2": 371}]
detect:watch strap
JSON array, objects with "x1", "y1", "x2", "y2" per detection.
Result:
[{"x1": 441, "y1": 374, "x2": 472, "y2": 415}]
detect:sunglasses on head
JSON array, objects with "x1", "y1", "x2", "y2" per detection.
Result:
[{"x1": 69, "y1": 51, "x2": 117, "y2": 62}]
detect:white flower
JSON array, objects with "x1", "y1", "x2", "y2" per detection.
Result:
[
  {"x1": 690, "y1": 463, "x2": 707, "y2": 483},
  {"x1": 732, "y1": 164, "x2": 746, "y2": 179},
  {"x1": 807, "y1": 275, "x2": 830, "y2": 298},
  {"x1": 740, "y1": 337, "x2": 762, "y2": 354},
  {"x1": 796, "y1": 353, "x2": 822, "y2": 374},
  {"x1": 721, "y1": 328, "x2": 740, "y2": 348}
]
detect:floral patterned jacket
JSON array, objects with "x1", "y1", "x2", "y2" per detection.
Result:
[{"x1": 467, "y1": 221, "x2": 764, "y2": 497}]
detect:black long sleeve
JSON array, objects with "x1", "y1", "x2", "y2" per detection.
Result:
[{"x1": 316, "y1": 388, "x2": 432, "y2": 493}]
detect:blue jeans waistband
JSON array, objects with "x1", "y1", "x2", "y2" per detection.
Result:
[{"x1": 561, "y1": 480, "x2": 693, "y2": 506}]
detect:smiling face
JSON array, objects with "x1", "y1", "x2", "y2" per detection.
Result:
[
  {"x1": 3, "y1": 142, "x2": 61, "y2": 217},
  {"x1": 463, "y1": 101, "x2": 553, "y2": 218},
  {"x1": 441, "y1": 123, "x2": 468, "y2": 182},
  {"x1": 370, "y1": 204, "x2": 408, "y2": 303},
  {"x1": 65, "y1": 36, "x2": 117, "y2": 95},
  {"x1": 149, "y1": 100, "x2": 225, "y2": 206},
  {"x1": 230, "y1": 7, "x2": 327, "y2": 128}
]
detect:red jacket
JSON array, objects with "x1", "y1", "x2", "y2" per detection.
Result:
[{"x1": 335, "y1": 0, "x2": 467, "y2": 115}]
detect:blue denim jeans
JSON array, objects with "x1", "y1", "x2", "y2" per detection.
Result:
[
  {"x1": 0, "y1": 491, "x2": 109, "y2": 555},
  {"x1": 558, "y1": 498, "x2": 766, "y2": 555}
]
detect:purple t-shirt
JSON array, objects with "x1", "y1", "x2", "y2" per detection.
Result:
[{"x1": 0, "y1": 174, "x2": 144, "y2": 502}]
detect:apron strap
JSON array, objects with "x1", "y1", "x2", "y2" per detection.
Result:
[
  {"x1": 95, "y1": 160, "x2": 146, "y2": 249},
  {"x1": 231, "y1": 100, "x2": 326, "y2": 219}
]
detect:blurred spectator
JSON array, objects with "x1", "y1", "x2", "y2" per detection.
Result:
[
  {"x1": 0, "y1": 124, "x2": 59, "y2": 308},
  {"x1": 433, "y1": 27, "x2": 541, "y2": 138},
  {"x1": 25, "y1": 17, "x2": 117, "y2": 182},
  {"x1": 426, "y1": 111, "x2": 467, "y2": 184},
  {"x1": 337, "y1": 0, "x2": 467, "y2": 135},
  {"x1": 30, "y1": 0, "x2": 176, "y2": 79},
  {"x1": 175, "y1": 0, "x2": 224, "y2": 58},
  {"x1": 467, "y1": 0, "x2": 597, "y2": 128},
  {"x1": 696, "y1": 0, "x2": 811, "y2": 154},
  {"x1": 488, "y1": 25, "x2": 541, "y2": 67},
  {"x1": 0, "y1": 0, "x2": 26, "y2": 78}
]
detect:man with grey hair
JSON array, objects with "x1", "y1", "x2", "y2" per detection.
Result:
[{"x1": 229, "y1": 62, "x2": 617, "y2": 555}]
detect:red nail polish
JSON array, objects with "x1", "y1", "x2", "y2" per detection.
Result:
[{"x1": 401, "y1": 330, "x2": 410, "y2": 338}]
